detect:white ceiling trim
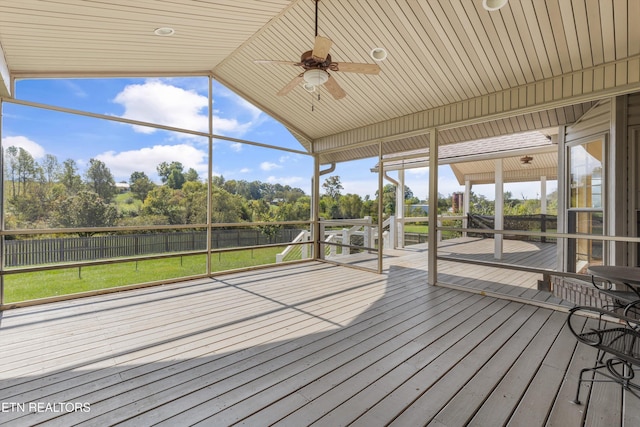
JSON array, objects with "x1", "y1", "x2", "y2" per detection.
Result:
[{"x1": 0, "y1": 41, "x2": 10, "y2": 97}]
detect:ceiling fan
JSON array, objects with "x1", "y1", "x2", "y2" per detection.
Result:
[{"x1": 254, "y1": 0, "x2": 381, "y2": 100}]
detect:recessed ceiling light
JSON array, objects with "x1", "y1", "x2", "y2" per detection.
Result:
[
  {"x1": 154, "y1": 27, "x2": 175, "y2": 36},
  {"x1": 370, "y1": 47, "x2": 388, "y2": 62},
  {"x1": 482, "y1": 0, "x2": 508, "y2": 11}
]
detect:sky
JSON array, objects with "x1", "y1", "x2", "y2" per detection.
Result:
[{"x1": 1, "y1": 77, "x2": 553, "y2": 201}]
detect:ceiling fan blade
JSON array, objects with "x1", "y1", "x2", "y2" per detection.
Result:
[
  {"x1": 277, "y1": 74, "x2": 304, "y2": 96},
  {"x1": 312, "y1": 36, "x2": 332, "y2": 61},
  {"x1": 254, "y1": 59, "x2": 299, "y2": 66},
  {"x1": 323, "y1": 75, "x2": 346, "y2": 100},
  {"x1": 333, "y1": 62, "x2": 381, "y2": 75}
]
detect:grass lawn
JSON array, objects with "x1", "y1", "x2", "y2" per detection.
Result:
[
  {"x1": 114, "y1": 191, "x2": 143, "y2": 216},
  {"x1": 403, "y1": 224, "x2": 428, "y2": 233},
  {"x1": 4, "y1": 246, "x2": 286, "y2": 303}
]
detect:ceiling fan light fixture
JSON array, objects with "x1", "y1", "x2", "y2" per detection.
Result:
[
  {"x1": 482, "y1": 0, "x2": 508, "y2": 11},
  {"x1": 520, "y1": 155, "x2": 533, "y2": 167},
  {"x1": 303, "y1": 69, "x2": 329, "y2": 86},
  {"x1": 303, "y1": 82, "x2": 316, "y2": 92},
  {"x1": 370, "y1": 47, "x2": 388, "y2": 62}
]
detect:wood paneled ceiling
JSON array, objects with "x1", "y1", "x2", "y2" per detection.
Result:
[{"x1": 0, "y1": 0, "x2": 639, "y2": 162}]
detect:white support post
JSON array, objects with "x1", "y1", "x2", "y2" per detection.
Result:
[
  {"x1": 388, "y1": 215, "x2": 396, "y2": 250},
  {"x1": 397, "y1": 170, "x2": 405, "y2": 248},
  {"x1": 377, "y1": 142, "x2": 384, "y2": 274},
  {"x1": 364, "y1": 216, "x2": 371, "y2": 252},
  {"x1": 494, "y1": 159, "x2": 504, "y2": 260},
  {"x1": 540, "y1": 176, "x2": 547, "y2": 214},
  {"x1": 428, "y1": 129, "x2": 438, "y2": 285},
  {"x1": 312, "y1": 155, "x2": 321, "y2": 260},
  {"x1": 463, "y1": 179, "x2": 471, "y2": 238}
]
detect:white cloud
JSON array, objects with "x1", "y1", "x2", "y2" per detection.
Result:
[
  {"x1": 2, "y1": 136, "x2": 46, "y2": 159},
  {"x1": 62, "y1": 80, "x2": 88, "y2": 98},
  {"x1": 113, "y1": 79, "x2": 264, "y2": 138},
  {"x1": 406, "y1": 167, "x2": 428, "y2": 177},
  {"x1": 95, "y1": 144, "x2": 208, "y2": 182},
  {"x1": 341, "y1": 178, "x2": 379, "y2": 198},
  {"x1": 260, "y1": 161, "x2": 281, "y2": 171},
  {"x1": 113, "y1": 80, "x2": 208, "y2": 134},
  {"x1": 239, "y1": 168, "x2": 251, "y2": 173},
  {"x1": 266, "y1": 175, "x2": 304, "y2": 185},
  {"x1": 267, "y1": 175, "x2": 309, "y2": 193}
]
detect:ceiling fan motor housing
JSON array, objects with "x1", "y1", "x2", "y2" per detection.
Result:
[{"x1": 300, "y1": 50, "x2": 332, "y2": 70}]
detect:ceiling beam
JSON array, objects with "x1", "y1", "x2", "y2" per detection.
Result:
[{"x1": 313, "y1": 55, "x2": 640, "y2": 153}]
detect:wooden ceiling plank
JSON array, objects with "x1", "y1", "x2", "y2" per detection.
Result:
[
  {"x1": 322, "y1": 2, "x2": 424, "y2": 114},
  {"x1": 629, "y1": 0, "x2": 640, "y2": 56},
  {"x1": 571, "y1": 0, "x2": 593, "y2": 68},
  {"x1": 475, "y1": 3, "x2": 526, "y2": 87},
  {"x1": 613, "y1": 0, "x2": 628, "y2": 60},
  {"x1": 531, "y1": 1, "x2": 563, "y2": 77},
  {"x1": 556, "y1": 0, "x2": 583, "y2": 71},
  {"x1": 376, "y1": 0, "x2": 465, "y2": 103},
  {"x1": 505, "y1": 0, "x2": 545, "y2": 82},
  {"x1": 346, "y1": 1, "x2": 446, "y2": 109},
  {"x1": 416, "y1": 0, "x2": 487, "y2": 96},
  {"x1": 586, "y1": 0, "x2": 606, "y2": 65},
  {"x1": 448, "y1": 0, "x2": 506, "y2": 92}
]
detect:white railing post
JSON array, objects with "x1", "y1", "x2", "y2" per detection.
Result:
[
  {"x1": 342, "y1": 228, "x2": 350, "y2": 255},
  {"x1": 389, "y1": 215, "x2": 396, "y2": 249},
  {"x1": 319, "y1": 222, "x2": 326, "y2": 260},
  {"x1": 363, "y1": 216, "x2": 371, "y2": 250},
  {"x1": 301, "y1": 231, "x2": 309, "y2": 259}
]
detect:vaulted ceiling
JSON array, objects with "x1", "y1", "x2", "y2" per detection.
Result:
[{"x1": 0, "y1": 0, "x2": 638, "y2": 163}]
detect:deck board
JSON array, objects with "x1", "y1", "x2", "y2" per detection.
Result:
[{"x1": 0, "y1": 242, "x2": 634, "y2": 426}]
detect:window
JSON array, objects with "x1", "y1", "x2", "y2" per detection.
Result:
[{"x1": 567, "y1": 138, "x2": 604, "y2": 273}]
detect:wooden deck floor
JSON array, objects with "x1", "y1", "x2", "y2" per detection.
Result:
[
  {"x1": 379, "y1": 237, "x2": 565, "y2": 307},
  {"x1": 1, "y1": 246, "x2": 638, "y2": 426}
]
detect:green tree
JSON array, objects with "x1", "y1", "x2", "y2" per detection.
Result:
[
  {"x1": 181, "y1": 181, "x2": 207, "y2": 224},
  {"x1": 211, "y1": 175, "x2": 225, "y2": 188},
  {"x1": 322, "y1": 175, "x2": 343, "y2": 200},
  {"x1": 184, "y1": 167, "x2": 199, "y2": 182},
  {"x1": 211, "y1": 186, "x2": 247, "y2": 223},
  {"x1": 338, "y1": 193, "x2": 364, "y2": 219},
  {"x1": 278, "y1": 195, "x2": 311, "y2": 221},
  {"x1": 5, "y1": 146, "x2": 19, "y2": 198},
  {"x1": 58, "y1": 159, "x2": 84, "y2": 195},
  {"x1": 10, "y1": 147, "x2": 38, "y2": 198},
  {"x1": 54, "y1": 190, "x2": 118, "y2": 233},
  {"x1": 469, "y1": 191, "x2": 493, "y2": 215},
  {"x1": 129, "y1": 171, "x2": 155, "y2": 201},
  {"x1": 166, "y1": 168, "x2": 186, "y2": 190},
  {"x1": 85, "y1": 158, "x2": 117, "y2": 202},
  {"x1": 41, "y1": 154, "x2": 61, "y2": 184},
  {"x1": 157, "y1": 161, "x2": 185, "y2": 189},
  {"x1": 142, "y1": 186, "x2": 185, "y2": 224}
]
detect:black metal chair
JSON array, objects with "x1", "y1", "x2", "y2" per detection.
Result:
[
  {"x1": 567, "y1": 305, "x2": 640, "y2": 404},
  {"x1": 590, "y1": 275, "x2": 640, "y2": 312}
]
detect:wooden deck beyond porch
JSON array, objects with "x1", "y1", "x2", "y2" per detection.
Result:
[{"x1": 1, "y1": 244, "x2": 638, "y2": 426}]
